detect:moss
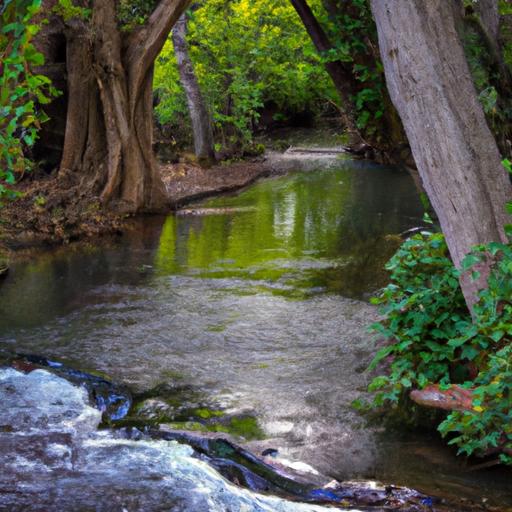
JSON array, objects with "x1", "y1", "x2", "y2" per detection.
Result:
[
  {"x1": 206, "y1": 324, "x2": 227, "y2": 333},
  {"x1": 224, "y1": 416, "x2": 265, "y2": 440},
  {"x1": 193, "y1": 407, "x2": 225, "y2": 419},
  {"x1": 164, "y1": 421, "x2": 211, "y2": 433},
  {"x1": 164, "y1": 414, "x2": 265, "y2": 441}
]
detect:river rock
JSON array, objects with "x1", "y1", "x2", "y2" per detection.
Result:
[{"x1": 0, "y1": 368, "x2": 361, "y2": 512}]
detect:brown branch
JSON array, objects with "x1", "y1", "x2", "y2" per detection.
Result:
[{"x1": 125, "y1": 0, "x2": 192, "y2": 115}]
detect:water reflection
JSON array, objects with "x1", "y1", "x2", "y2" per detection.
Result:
[
  {"x1": 2, "y1": 162, "x2": 509, "y2": 507},
  {"x1": 154, "y1": 163, "x2": 424, "y2": 298}
]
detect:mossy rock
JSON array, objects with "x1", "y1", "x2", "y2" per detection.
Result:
[{"x1": 164, "y1": 414, "x2": 265, "y2": 441}]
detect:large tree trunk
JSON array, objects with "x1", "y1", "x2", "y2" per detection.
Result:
[
  {"x1": 371, "y1": 0, "x2": 512, "y2": 309},
  {"x1": 59, "y1": 0, "x2": 190, "y2": 213},
  {"x1": 172, "y1": 14, "x2": 215, "y2": 166}
]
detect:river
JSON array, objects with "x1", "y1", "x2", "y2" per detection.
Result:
[{"x1": 1, "y1": 157, "x2": 511, "y2": 509}]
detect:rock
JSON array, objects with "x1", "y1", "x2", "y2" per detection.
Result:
[
  {"x1": 0, "y1": 368, "x2": 355, "y2": 512},
  {"x1": 8, "y1": 354, "x2": 132, "y2": 421},
  {"x1": 410, "y1": 384, "x2": 474, "y2": 412}
]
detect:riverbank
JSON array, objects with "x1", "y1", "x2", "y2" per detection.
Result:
[
  {"x1": 0, "y1": 156, "x2": 283, "y2": 251},
  {"x1": 0, "y1": 143, "x2": 354, "y2": 253}
]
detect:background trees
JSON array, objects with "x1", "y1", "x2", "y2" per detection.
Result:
[{"x1": 154, "y1": 0, "x2": 337, "y2": 152}]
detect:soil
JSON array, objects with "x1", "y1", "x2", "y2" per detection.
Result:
[{"x1": 0, "y1": 157, "x2": 281, "y2": 251}]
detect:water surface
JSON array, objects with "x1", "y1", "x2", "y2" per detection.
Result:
[{"x1": 1, "y1": 160, "x2": 511, "y2": 507}]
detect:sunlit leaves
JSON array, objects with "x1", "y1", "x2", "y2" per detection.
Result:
[{"x1": 154, "y1": 0, "x2": 336, "y2": 147}]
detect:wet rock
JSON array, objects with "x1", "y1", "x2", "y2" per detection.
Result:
[
  {"x1": 0, "y1": 368, "x2": 101, "y2": 436},
  {"x1": 8, "y1": 354, "x2": 132, "y2": 421},
  {"x1": 0, "y1": 368, "x2": 357, "y2": 512}
]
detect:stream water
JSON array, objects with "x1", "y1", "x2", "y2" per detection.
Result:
[{"x1": 1, "y1": 158, "x2": 511, "y2": 509}]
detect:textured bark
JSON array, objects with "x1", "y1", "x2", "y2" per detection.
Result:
[
  {"x1": 172, "y1": 14, "x2": 215, "y2": 165},
  {"x1": 290, "y1": 0, "x2": 362, "y2": 143},
  {"x1": 474, "y1": 0, "x2": 500, "y2": 44},
  {"x1": 371, "y1": 0, "x2": 512, "y2": 309},
  {"x1": 59, "y1": 0, "x2": 190, "y2": 213}
]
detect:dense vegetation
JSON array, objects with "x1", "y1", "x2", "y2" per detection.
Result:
[
  {"x1": 0, "y1": 0, "x2": 58, "y2": 202},
  {"x1": 366, "y1": 231, "x2": 512, "y2": 462},
  {"x1": 154, "y1": 0, "x2": 337, "y2": 150}
]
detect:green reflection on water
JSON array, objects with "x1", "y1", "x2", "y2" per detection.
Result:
[{"x1": 154, "y1": 165, "x2": 423, "y2": 299}]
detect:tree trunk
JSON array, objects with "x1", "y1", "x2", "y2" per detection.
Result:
[
  {"x1": 474, "y1": 0, "x2": 500, "y2": 44},
  {"x1": 59, "y1": 0, "x2": 190, "y2": 213},
  {"x1": 289, "y1": 0, "x2": 363, "y2": 143},
  {"x1": 291, "y1": 0, "x2": 417, "y2": 169},
  {"x1": 371, "y1": 0, "x2": 512, "y2": 310},
  {"x1": 172, "y1": 14, "x2": 215, "y2": 166}
]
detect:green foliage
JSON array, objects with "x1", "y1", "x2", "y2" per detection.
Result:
[
  {"x1": 317, "y1": 0, "x2": 386, "y2": 135},
  {"x1": 463, "y1": 7, "x2": 512, "y2": 154},
  {"x1": 0, "y1": 0, "x2": 59, "y2": 201},
  {"x1": 154, "y1": 0, "x2": 337, "y2": 148},
  {"x1": 52, "y1": 0, "x2": 91, "y2": 21},
  {"x1": 367, "y1": 233, "x2": 512, "y2": 463},
  {"x1": 117, "y1": 0, "x2": 158, "y2": 30},
  {"x1": 368, "y1": 233, "x2": 469, "y2": 404}
]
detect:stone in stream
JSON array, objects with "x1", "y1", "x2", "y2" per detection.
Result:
[
  {"x1": 0, "y1": 359, "x2": 494, "y2": 511},
  {"x1": 7, "y1": 353, "x2": 132, "y2": 421}
]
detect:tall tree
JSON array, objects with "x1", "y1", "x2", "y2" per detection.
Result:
[
  {"x1": 289, "y1": 0, "x2": 362, "y2": 143},
  {"x1": 370, "y1": 0, "x2": 512, "y2": 309},
  {"x1": 289, "y1": 0, "x2": 413, "y2": 166},
  {"x1": 56, "y1": 0, "x2": 190, "y2": 213},
  {"x1": 172, "y1": 13, "x2": 215, "y2": 165}
]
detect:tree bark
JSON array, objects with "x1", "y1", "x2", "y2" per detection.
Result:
[
  {"x1": 289, "y1": 0, "x2": 363, "y2": 143},
  {"x1": 474, "y1": 0, "x2": 500, "y2": 44},
  {"x1": 59, "y1": 0, "x2": 190, "y2": 213},
  {"x1": 172, "y1": 14, "x2": 215, "y2": 165},
  {"x1": 371, "y1": 0, "x2": 512, "y2": 310}
]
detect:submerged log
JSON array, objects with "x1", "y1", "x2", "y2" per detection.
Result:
[{"x1": 410, "y1": 384, "x2": 474, "y2": 412}]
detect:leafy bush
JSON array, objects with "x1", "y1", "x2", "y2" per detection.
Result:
[
  {"x1": 367, "y1": 233, "x2": 512, "y2": 463},
  {"x1": 0, "y1": 0, "x2": 58, "y2": 201}
]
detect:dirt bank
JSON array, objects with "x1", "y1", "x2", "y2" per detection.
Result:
[{"x1": 0, "y1": 157, "x2": 282, "y2": 251}]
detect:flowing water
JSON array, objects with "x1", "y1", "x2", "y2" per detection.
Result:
[{"x1": 1, "y1": 158, "x2": 511, "y2": 509}]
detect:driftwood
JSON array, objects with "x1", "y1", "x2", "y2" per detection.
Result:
[{"x1": 410, "y1": 384, "x2": 512, "y2": 459}]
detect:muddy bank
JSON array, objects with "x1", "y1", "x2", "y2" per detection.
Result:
[{"x1": 0, "y1": 157, "x2": 285, "y2": 251}]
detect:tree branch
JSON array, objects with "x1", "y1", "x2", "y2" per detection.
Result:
[{"x1": 125, "y1": 0, "x2": 191, "y2": 115}]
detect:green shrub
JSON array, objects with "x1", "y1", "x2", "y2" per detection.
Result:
[
  {"x1": 0, "y1": 0, "x2": 59, "y2": 202},
  {"x1": 367, "y1": 233, "x2": 512, "y2": 463}
]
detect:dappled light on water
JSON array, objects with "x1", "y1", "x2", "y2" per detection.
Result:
[{"x1": 1, "y1": 162, "x2": 511, "y2": 506}]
